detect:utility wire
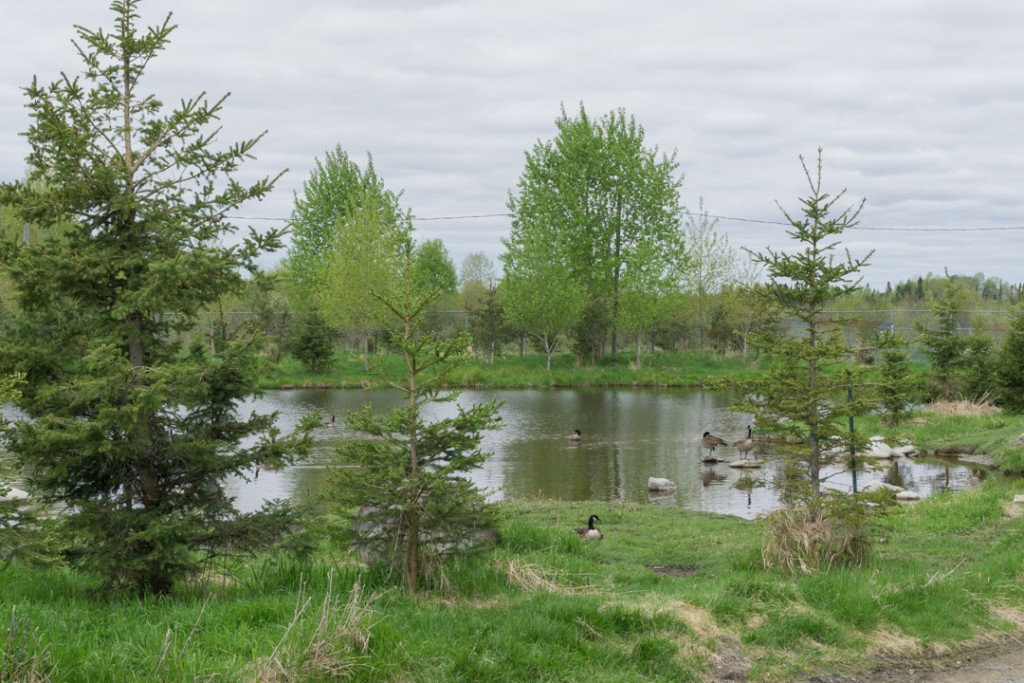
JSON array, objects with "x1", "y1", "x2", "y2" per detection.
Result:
[{"x1": 226, "y1": 211, "x2": 1024, "y2": 232}]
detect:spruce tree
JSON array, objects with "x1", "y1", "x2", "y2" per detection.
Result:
[
  {"x1": 916, "y1": 277, "x2": 968, "y2": 400},
  {"x1": 0, "y1": 1, "x2": 317, "y2": 595},
  {"x1": 997, "y1": 309, "x2": 1024, "y2": 413},
  {"x1": 877, "y1": 329, "x2": 914, "y2": 425},
  {"x1": 735, "y1": 150, "x2": 875, "y2": 523},
  {"x1": 325, "y1": 248, "x2": 502, "y2": 592}
]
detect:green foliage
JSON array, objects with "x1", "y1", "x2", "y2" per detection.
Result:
[
  {"x1": 504, "y1": 103, "x2": 685, "y2": 357},
  {"x1": 241, "y1": 271, "x2": 293, "y2": 363},
  {"x1": 997, "y1": 308, "x2": 1024, "y2": 413},
  {"x1": 735, "y1": 150, "x2": 875, "y2": 523},
  {"x1": 459, "y1": 251, "x2": 498, "y2": 310},
  {"x1": 411, "y1": 237, "x2": 458, "y2": 297},
  {"x1": 961, "y1": 333, "x2": 996, "y2": 401},
  {"x1": 916, "y1": 277, "x2": 970, "y2": 400},
  {"x1": 877, "y1": 329, "x2": 914, "y2": 425},
  {"x1": 0, "y1": 1, "x2": 317, "y2": 596},
  {"x1": 286, "y1": 146, "x2": 412, "y2": 310},
  {"x1": 467, "y1": 285, "x2": 512, "y2": 364},
  {"x1": 678, "y1": 199, "x2": 736, "y2": 359},
  {"x1": 3, "y1": 482, "x2": 1024, "y2": 680},
  {"x1": 291, "y1": 311, "x2": 335, "y2": 373},
  {"x1": 325, "y1": 248, "x2": 503, "y2": 591},
  {"x1": 572, "y1": 298, "x2": 613, "y2": 366},
  {"x1": 313, "y1": 183, "x2": 409, "y2": 356},
  {"x1": 500, "y1": 235, "x2": 585, "y2": 371}
]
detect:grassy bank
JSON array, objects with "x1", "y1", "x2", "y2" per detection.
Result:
[
  {"x1": 852, "y1": 404, "x2": 1024, "y2": 473},
  {"x1": 5, "y1": 479, "x2": 1024, "y2": 682},
  {"x1": 257, "y1": 350, "x2": 765, "y2": 390}
]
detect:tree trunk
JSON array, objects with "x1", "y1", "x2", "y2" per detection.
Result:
[{"x1": 405, "y1": 509, "x2": 419, "y2": 592}]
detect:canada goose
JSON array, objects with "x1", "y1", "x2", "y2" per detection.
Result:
[
  {"x1": 701, "y1": 431, "x2": 728, "y2": 458},
  {"x1": 576, "y1": 514, "x2": 603, "y2": 540},
  {"x1": 324, "y1": 415, "x2": 336, "y2": 428},
  {"x1": 568, "y1": 429, "x2": 582, "y2": 442},
  {"x1": 734, "y1": 425, "x2": 754, "y2": 459}
]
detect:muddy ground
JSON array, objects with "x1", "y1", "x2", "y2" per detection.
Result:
[{"x1": 711, "y1": 636, "x2": 1024, "y2": 682}]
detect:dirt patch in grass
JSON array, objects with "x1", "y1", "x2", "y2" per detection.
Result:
[
  {"x1": 649, "y1": 565, "x2": 698, "y2": 578},
  {"x1": 789, "y1": 636, "x2": 1024, "y2": 683}
]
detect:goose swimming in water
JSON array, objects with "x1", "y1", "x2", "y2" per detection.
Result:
[
  {"x1": 568, "y1": 429, "x2": 582, "y2": 442},
  {"x1": 576, "y1": 514, "x2": 603, "y2": 540}
]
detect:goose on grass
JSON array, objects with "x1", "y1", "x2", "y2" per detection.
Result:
[{"x1": 576, "y1": 514, "x2": 603, "y2": 540}]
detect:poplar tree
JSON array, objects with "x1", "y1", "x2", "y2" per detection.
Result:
[
  {"x1": 287, "y1": 147, "x2": 411, "y2": 311},
  {"x1": 505, "y1": 104, "x2": 684, "y2": 356},
  {"x1": 0, "y1": 0, "x2": 317, "y2": 595}
]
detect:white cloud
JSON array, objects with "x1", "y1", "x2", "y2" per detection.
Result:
[{"x1": 3, "y1": 0, "x2": 1023, "y2": 289}]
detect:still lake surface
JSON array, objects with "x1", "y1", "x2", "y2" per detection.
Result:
[{"x1": 227, "y1": 388, "x2": 987, "y2": 520}]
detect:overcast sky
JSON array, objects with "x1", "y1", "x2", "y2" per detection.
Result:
[{"x1": 2, "y1": 0, "x2": 1023, "y2": 290}]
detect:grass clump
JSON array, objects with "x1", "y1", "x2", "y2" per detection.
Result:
[
  {"x1": 760, "y1": 497, "x2": 875, "y2": 575},
  {"x1": 1, "y1": 606, "x2": 55, "y2": 682}
]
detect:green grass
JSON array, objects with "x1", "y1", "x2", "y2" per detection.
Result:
[
  {"x1": 258, "y1": 350, "x2": 764, "y2": 391},
  {"x1": 5, "y1": 481, "x2": 1024, "y2": 681}
]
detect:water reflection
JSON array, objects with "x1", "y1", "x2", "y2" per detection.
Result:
[{"x1": 223, "y1": 388, "x2": 990, "y2": 520}]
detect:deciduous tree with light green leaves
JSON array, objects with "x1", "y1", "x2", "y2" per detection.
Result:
[
  {"x1": 619, "y1": 237, "x2": 674, "y2": 367},
  {"x1": 500, "y1": 234, "x2": 585, "y2": 371},
  {"x1": 313, "y1": 185, "x2": 409, "y2": 360},
  {"x1": 286, "y1": 146, "x2": 411, "y2": 311},
  {"x1": 0, "y1": 0, "x2": 318, "y2": 596},
  {"x1": 678, "y1": 199, "x2": 736, "y2": 359},
  {"x1": 505, "y1": 103, "x2": 684, "y2": 357},
  {"x1": 411, "y1": 238, "x2": 458, "y2": 298}
]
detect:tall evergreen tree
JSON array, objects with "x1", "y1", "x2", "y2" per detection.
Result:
[
  {"x1": 0, "y1": 1, "x2": 317, "y2": 595},
  {"x1": 916, "y1": 277, "x2": 968, "y2": 400},
  {"x1": 997, "y1": 308, "x2": 1024, "y2": 413},
  {"x1": 877, "y1": 329, "x2": 914, "y2": 425},
  {"x1": 735, "y1": 150, "x2": 874, "y2": 523}
]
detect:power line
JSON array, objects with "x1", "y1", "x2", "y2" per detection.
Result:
[{"x1": 226, "y1": 211, "x2": 1024, "y2": 232}]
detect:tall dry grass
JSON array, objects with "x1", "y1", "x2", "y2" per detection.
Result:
[
  {"x1": 760, "y1": 506, "x2": 871, "y2": 574},
  {"x1": 256, "y1": 573, "x2": 382, "y2": 682},
  {"x1": 924, "y1": 398, "x2": 1001, "y2": 416}
]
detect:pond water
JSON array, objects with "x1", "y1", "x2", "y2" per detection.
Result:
[{"x1": 225, "y1": 388, "x2": 990, "y2": 520}]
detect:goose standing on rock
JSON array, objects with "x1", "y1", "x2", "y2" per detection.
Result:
[
  {"x1": 576, "y1": 514, "x2": 603, "y2": 540},
  {"x1": 701, "y1": 431, "x2": 728, "y2": 458},
  {"x1": 568, "y1": 429, "x2": 582, "y2": 442},
  {"x1": 734, "y1": 425, "x2": 754, "y2": 460}
]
